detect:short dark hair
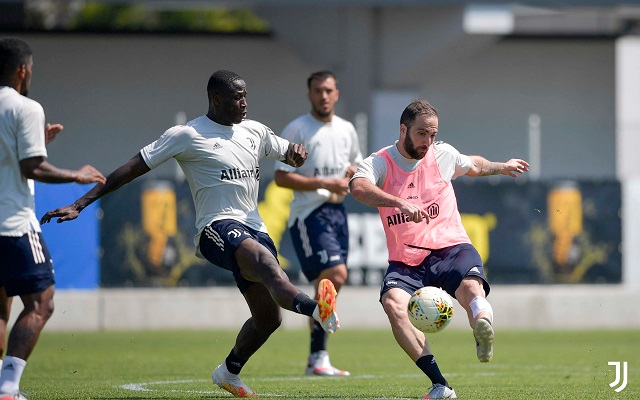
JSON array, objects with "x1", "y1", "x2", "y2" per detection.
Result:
[
  {"x1": 207, "y1": 70, "x2": 243, "y2": 98},
  {"x1": 400, "y1": 99, "x2": 438, "y2": 130},
  {"x1": 0, "y1": 37, "x2": 32, "y2": 80},
  {"x1": 307, "y1": 70, "x2": 336, "y2": 89}
]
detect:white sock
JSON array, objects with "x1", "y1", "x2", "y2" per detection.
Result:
[
  {"x1": 469, "y1": 296, "x2": 494, "y2": 322},
  {"x1": 0, "y1": 356, "x2": 27, "y2": 394}
]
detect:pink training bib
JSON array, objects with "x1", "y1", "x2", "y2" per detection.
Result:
[{"x1": 377, "y1": 147, "x2": 470, "y2": 265}]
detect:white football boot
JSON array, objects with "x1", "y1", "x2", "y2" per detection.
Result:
[
  {"x1": 473, "y1": 318, "x2": 494, "y2": 362},
  {"x1": 422, "y1": 383, "x2": 457, "y2": 399},
  {"x1": 212, "y1": 363, "x2": 258, "y2": 398}
]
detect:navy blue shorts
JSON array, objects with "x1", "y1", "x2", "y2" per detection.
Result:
[
  {"x1": 0, "y1": 231, "x2": 55, "y2": 297},
  {"x1": 199, "y1": 219, "x2": 279, "y2": 293},
  {"x1": 380, "y1": 243, "x2": 490, "y2": 301},
  {"x1": 289, "y1": 203, "x2": 349, "y2": 282}
]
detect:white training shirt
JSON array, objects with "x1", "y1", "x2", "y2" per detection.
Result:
[
  {"x1": 276, "y1": 113, "x2": 362, "y2": 227},
  {"x1": 140, "y1": 115, "x2": 290, "y2": 256},
  {"x1": 352, "y1": 141, "x2": 472, "y2": 186},
  {"x1": 0, "y1": 86, "x2": 47, "y2": 236}
]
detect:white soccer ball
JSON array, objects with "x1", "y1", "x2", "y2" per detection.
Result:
[{"x1": 407, "y1": 286, "x2": 455, "y2": 333}]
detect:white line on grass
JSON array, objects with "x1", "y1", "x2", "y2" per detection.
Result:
[
  {"x1": 120, "y1": 379, "x2": 214, "y2": 394},
  {"x1": 119, "y1": 379, "x2": 414, "y2": 399},
  {"x1": 118, "y1": 373, "x2": 493, "y2": 398},
  {"x1": 117, "y1": 364, "x2": 613, "y2": 397}
]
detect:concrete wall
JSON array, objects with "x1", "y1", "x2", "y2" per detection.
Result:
[
  {"x1": 13, "y1": 285, "x2": 638, "y2": 332},
  {"x1": 24, "y1": 33, "x2": 321, "y2": 180},
  {"x1": 258, "y1": 6, "x2": 616, "y2": 178},
  {"x1": 20, "y1": 24, "x2": 615, "y2": 181}
]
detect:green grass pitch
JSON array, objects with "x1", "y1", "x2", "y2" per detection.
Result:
[{"x1": 22, "y1": 327, "x2": 638, "y2": 399}]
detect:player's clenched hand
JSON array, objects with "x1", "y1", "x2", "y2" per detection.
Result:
[
  {"x1": 399, "y1": 201, "x2": 430, "y2": 224},
  {"x1": 285, "y1": 143, "x2": 308, "y2": 168},
  {"x1": 74, "y1": 165, "x2": 106, "y2": 184},
  {"x1": 40, "y1": 204, "x2": 81, "y2": 224}
]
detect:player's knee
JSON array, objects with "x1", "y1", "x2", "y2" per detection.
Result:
[
  {"x1": 334, "y1": 267, "x2": 348, "y2": 288},
  {"x1": 41, "y1": 291, "x2": 55, "y2": 319},
  {"x1": 455, "y1": 276, "x2": 486, "y2": 302},
  {"x1": 381, "y1": 294, "x2": 407, "y2": 321},
  {"x1": 33, "y1": 299, "x2": 54, "y2": 325},
  {"x1": 23, "y1": 295, "x2": 55, "y2": 321}
]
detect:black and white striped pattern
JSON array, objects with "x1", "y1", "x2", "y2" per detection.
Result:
[
  {"x1": 28, "y1": 230, "x2": 46, "y2": 264},
  {"x1": 204, "y1": 225, "x2": 225, "y2": 251},
  {"x1": 296, "y1": 219, "x2": 313, "y2": 257}
]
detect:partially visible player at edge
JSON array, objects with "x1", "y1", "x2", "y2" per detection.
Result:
[
  {"x1": 349, "y1": 99, "x2": 529, "y2": 399},
  {"x1": 0, "y1": 37, "x2": 106, "y2": 400},
  {"x1": 275, "y1": 70, "x2": 361, "y2": 376},
  {"x1": 40, "y1": 70, "x2": 340, "y2": 398}
]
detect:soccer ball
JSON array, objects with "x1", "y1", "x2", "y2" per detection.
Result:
[{"x1": 407, "y1": 286, "x2": 454, "y2": 333}]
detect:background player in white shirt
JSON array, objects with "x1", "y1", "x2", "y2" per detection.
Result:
[
  {"x1": 41, "y1": 69, "x2": 340, "y2": 398},
  {"x1": 275, "y1": 71, "x2": 362, "y2": 376},
  {"x1": 0, "y1": 37, "x2": 105, "y2": 400}
]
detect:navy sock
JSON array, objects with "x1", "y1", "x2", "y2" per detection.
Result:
[
  {"x1": 225, "y1": 349, "x2": 246, "y2": 375},
  {"x1": 310, "y1": 321, "x2": 328, "y2": 353},
  {"x1": 293, "y1": 292, "x2": 317, "y2": 316},
  {"x1": 416, "y1": 355, "x2": 448, "y2": 387}
]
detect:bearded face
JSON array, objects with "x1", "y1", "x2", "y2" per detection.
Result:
[
  {"x1": 401, "y1": 115, "x2": 438, "y2": 160},
  {"x1": 308, "y1": 76, "x2": 339, "y2": 122},
  {"x1": 403, "y1": 129, "x2": 428, "y2": 159}
]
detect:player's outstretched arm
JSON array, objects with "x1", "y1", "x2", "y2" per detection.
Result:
[
  {"x1": 20, "y1": 157, "x2": 105, "y2": 185},
  {"x1": 40, "y1": 153, "x2": 151, "y2": 224},
  {"x1": 466, "y1": 155, "x2": 529, "y2": 178}
]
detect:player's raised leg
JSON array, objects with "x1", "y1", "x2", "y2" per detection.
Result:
[
  {"x1": 200, "y1": 223, "x2": 340, "y2": 334},
  {"x1": 455, "y1": 276, "x2": 494, "y2": 362},
  {"x1": 232, "y1": 238, "x2": 339, "y2": 333},
  {"x1": 307, "y1": 276, "x2": 347, "y2": 375}
]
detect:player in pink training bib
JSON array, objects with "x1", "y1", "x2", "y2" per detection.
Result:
[{"x1": 350, "y1": 99, "x2": 529, "y2": 399}]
